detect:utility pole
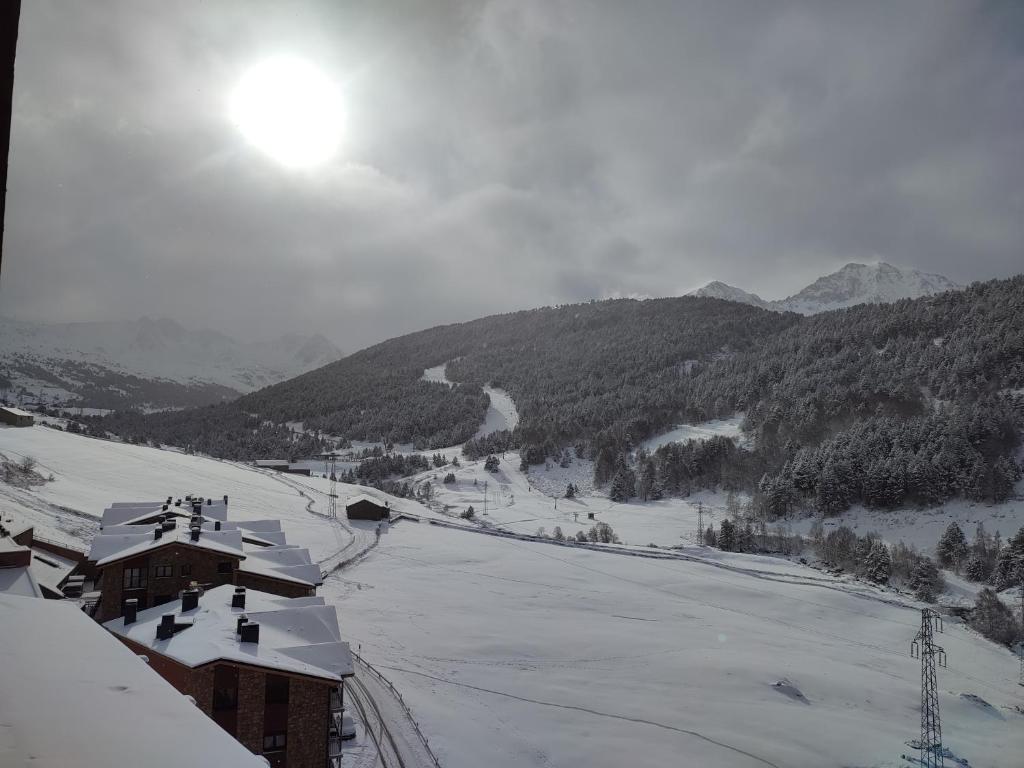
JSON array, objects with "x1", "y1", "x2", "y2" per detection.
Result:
[
  {"x1": 327, "y1": 455, "x2": 338, "y2": 519},
  {"x1": 1019, "y1": 582, "x2": 1024, "y2": 687},
  {"x1": 696, "y1": 502, "x2": 704, "y2": 545},
  {"x1": 910, "y1": 608, "x2": 947, "y2": 768},
  {"x1": 483, "y1": 480, "x2": 488, "y2": 516}
]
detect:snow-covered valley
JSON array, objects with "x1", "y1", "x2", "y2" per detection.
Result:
[{"x1": 1, "y1": 425, "x2": 1022, "y2": 767}]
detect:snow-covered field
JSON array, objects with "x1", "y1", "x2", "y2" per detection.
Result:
[
  {"x1": 419, "y1": 453, "x2": 737, "y2": 547},
  {"x1": 2, "y1": 426, "x2": 1023, "y2": 767},
  {"x1": 327, "y1": 521, "x2": 1022, "y2": 768},
  {"x1": 640, "y1": 414, "x2": 747, "y2": 453},
  {"x1": 0, "y1": 424, "x2": 381, "y2": 564}
]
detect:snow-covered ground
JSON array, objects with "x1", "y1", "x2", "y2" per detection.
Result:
[
  {"x1": 640, "y1": 414, "x2": 747, "y2": 453},
  {"x1": 2, "y1": 426, "x2": 1022, "y2": 767},
  {"x1": 788, "y1": 498, "x2": 1024, "y2": 557},
  {"x1": 418, "y1": 452, "x2": 738, "y2": 547},
  {"x1": 0, "y1": 424, "x2": 398, "y2": 565},
  {"x1": 326, "y1": 521, "x2": 1022, "y2": 768}
]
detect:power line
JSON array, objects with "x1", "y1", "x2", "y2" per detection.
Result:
[{"x1": 910, "y1": 608, "x2": 947, "y2": 768}]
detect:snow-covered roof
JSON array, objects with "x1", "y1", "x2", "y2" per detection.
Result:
[
  {"x1": 101, "y1": 499, "x2": 228, "y2": 527},
  {"x1": 239, "y1": 544, "x2": 321, "y2": 587},
  {"x1": 104, "y1": 584, "x2": 352, "y2": 681},
  {"x1": 0, "y1": 406, "x2": 34, "y2": 417},
  {"x1": 30, "y1": 550, "x2": 76, "y2": 593},
  {"x1": 254, "y1": 460, "x2": 290, "y2": 467},
  {"x1": 0, "y1": 565, "x2": 43, "y2": 597},
  {"x1": 345, "y1": 493, "x2": 389, "y2": 508},
  {"x1": 89, "y1": 527, "x2": 245, "y2": 566},
  {"x1": 0, "y1": 593, "x2": 264, "y2": 768}
]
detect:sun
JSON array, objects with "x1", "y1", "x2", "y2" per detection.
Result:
[{"x1": 229, "y1": 56, "x2": 344, "y2": 169}]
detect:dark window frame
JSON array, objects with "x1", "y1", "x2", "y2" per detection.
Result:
[
  {"x1": 262, "y1": 732, "x2": 287, "y2": 751},
  {"x1": 180, "y1": 563, "x2": 192, "y2": 577},
  {"x1": 212, "y1": 665, "x2": 239, "y2": 712},
  {"x1": 123, "y1": 566, "x2": 147, "y2": 590},
  {"x1": 153, "y1": 564, "x2": 173, "y2": 578}
]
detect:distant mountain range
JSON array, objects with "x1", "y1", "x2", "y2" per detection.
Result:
[
  {"x1": 0, "y1": 316, "x2": 342, "y2": 410},
  {"x1": 689, "y1": 262, "x2": 961, "y2": 314}
]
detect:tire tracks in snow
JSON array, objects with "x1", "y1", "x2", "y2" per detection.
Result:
[{"x1": 374, "y1": 664, "x2": 782, "y2": 768}]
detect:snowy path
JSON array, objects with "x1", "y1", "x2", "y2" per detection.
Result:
[
  {"x1": 346, "y1": 654, "x2": 442, "y2": 768},
  {"x1": 421, "y1": 364, "x2": 520, "y2": 438}
]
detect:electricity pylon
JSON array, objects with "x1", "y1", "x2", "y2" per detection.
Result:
[
  {"x1": 327, "y1": 455, "x2": 338, "y2": 520},
  {"x1": 910, "y1": 608, "x2": 947, "y2": 768},
  {"x1": 1018, "y1": 582, "x2": 1024, "y2": 687}
]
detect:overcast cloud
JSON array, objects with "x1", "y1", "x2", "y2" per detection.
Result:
[{"x1": 3, "y1": 0, "x2": 1022, "y2": 350}]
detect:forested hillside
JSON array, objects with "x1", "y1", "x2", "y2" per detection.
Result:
[
  {"x1": 95, "y1": 297, "x2": 796, "y2": 457},
  {"x1": 93, "y1": 276, "x2": 1024, "y2": 513}
]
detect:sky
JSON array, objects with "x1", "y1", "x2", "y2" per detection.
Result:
[{"x1": 3, "y1": 0, "x2": 1023, "y2": 351}]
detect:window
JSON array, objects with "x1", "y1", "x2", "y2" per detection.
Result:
[
  {"x1": 180, "y1": 563, "x2": 192, "y2": 577},
  {"x1": 212, "y1": 665, "x2": 239, "y2": 711},
  {"x1": 153, "y1": 564, "x2": 172, "y2": 578},
  {"x1": 266, "y1": 674, "x2": 289, "y2": 705},
  {"x1": 123, "y1": 567, "x2": 146, "y2": 590},
  {"x1": 217, "y1": 561, "x2": 233, "y2": 574},
  {"x1": 263, "y1": 733, "x2": 286, "y2": 751}
]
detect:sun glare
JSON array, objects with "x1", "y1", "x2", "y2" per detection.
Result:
[{"x1": 229, "y1": 56, "x2": 344, "y2": 169}]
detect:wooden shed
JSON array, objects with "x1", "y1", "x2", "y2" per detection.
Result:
[
  {"x1": 0, "y1": 407, "x2": 33, "y2": 427},
  {"x1": 345, "y1": 494, "x2": 390, "y2": 521}
]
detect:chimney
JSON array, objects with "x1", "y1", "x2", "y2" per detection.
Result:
[
  {"x1": 236, "y1": 615, "x2": 248, "y2": 634},
  {"x1": 231, "y1": 588, "x2": 246, "y2": 609},
  {"x1": 206, "y1": 498, "x2": 212, "y2": 506},
  {"x1": 175, "y1": 499, "x2": 181, "y2": 507},
  {"x1": 239, "y1": 622, "x2": 260, "y2": 644},
  {"x1": 190, "y1": 528, "x2": 200, "y2": 542},
  {"x1": 223, "y1": 494, "x2": 229, "y2": 506},
  {"x1": 181, "y1": 589, "x2": 199, "y2": 612},
  {"x1": 162, "y1": 519, "x2": 175, "y2": 531},
  {"x1": 124, "y1": 598, "x2": 138, "y2": 625},
  {"x1": 161, "y1": 503, "x2": 168, "y2": 511},
  {"x1": 191, "y1": 501, "x2": 202, "y2": 516},
  {"x1": 154, "y1": 527, "x2": 163, "y2": 541},
  {"x1": 166, "y1": 496, "x2": 172, "y2": 505},
  {"x1": 186, "y1": 495, "x2": 192, "y2": 501},
  {"x1": 157, "y1": 613, "x2": 176, "y2": 640},
  {"x1": 214, "y1": 521, "x2": 221, "y2": 531}
]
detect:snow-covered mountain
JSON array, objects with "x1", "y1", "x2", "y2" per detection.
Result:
[
  {"x1": 687, "y1": 280, "x2": 772, "y2": 310},
  {"x1": 690, "y1": 261, "x2": 961, "y2": 315},
  {"x1": 0, "y1": 316, "x2": 342, "y2": 409}
]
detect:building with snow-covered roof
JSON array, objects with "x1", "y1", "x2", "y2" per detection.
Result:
[
  {"x1": 0, "y1": 592, "x2": 265, "y2": 768},
  {"x1": 345, "y1": 493, "x2": 390, "y2": 521},
  {"x1": 105, "y1": 584, "x2": 352, "y2": 768},
  {"x1": 0, "y1": 512, "x2": 86, "y2": 599},
  {"x1": 0, "y1": 405, "x2": 34, "y2": 426},
  {"x1": 88, "y1": 496, "x2": 321, "y2": 622}
]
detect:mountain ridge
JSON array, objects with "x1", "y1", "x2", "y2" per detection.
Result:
[
  {"x1": 0, "y1": 316, "x2": 343, "y2": 409},
  {"x1": 689, "y1": 261, "x2": 961, "y2": 314}
]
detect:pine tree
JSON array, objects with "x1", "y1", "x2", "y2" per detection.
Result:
[
  {"x1": 910, "y1": 557, "x2": 943, "y2": 603},
  {"x1": 718, "y1": 519, "x2": 736, "y2": 551},
  {"x1": 963, "y1": 554, "x2": 990, "y2": 583},
  {"x1": 736, "y1": 521, "x2": 754, "y2": 553},
  {"x1": 609, "y1": 459, "x2": 635, "y2": 502},
  {"x1": 863, "y1": 541, "x2": 892, "y2": 584},
  {"x1": 638, "y1": 459, "x2": 657, "y2": 501},
  {"x1": 969, "y1": 588, "x2": 1021, "y2": 646},
  {"x1": 936, "y1": 522, "x2": 969, "y2": 571},
  {"x1": 703, "y1": 524, "x2": 717, "y2": 547},
  {"x1": 565, "y1": 483, "x2": 575, "y2": 499}
]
